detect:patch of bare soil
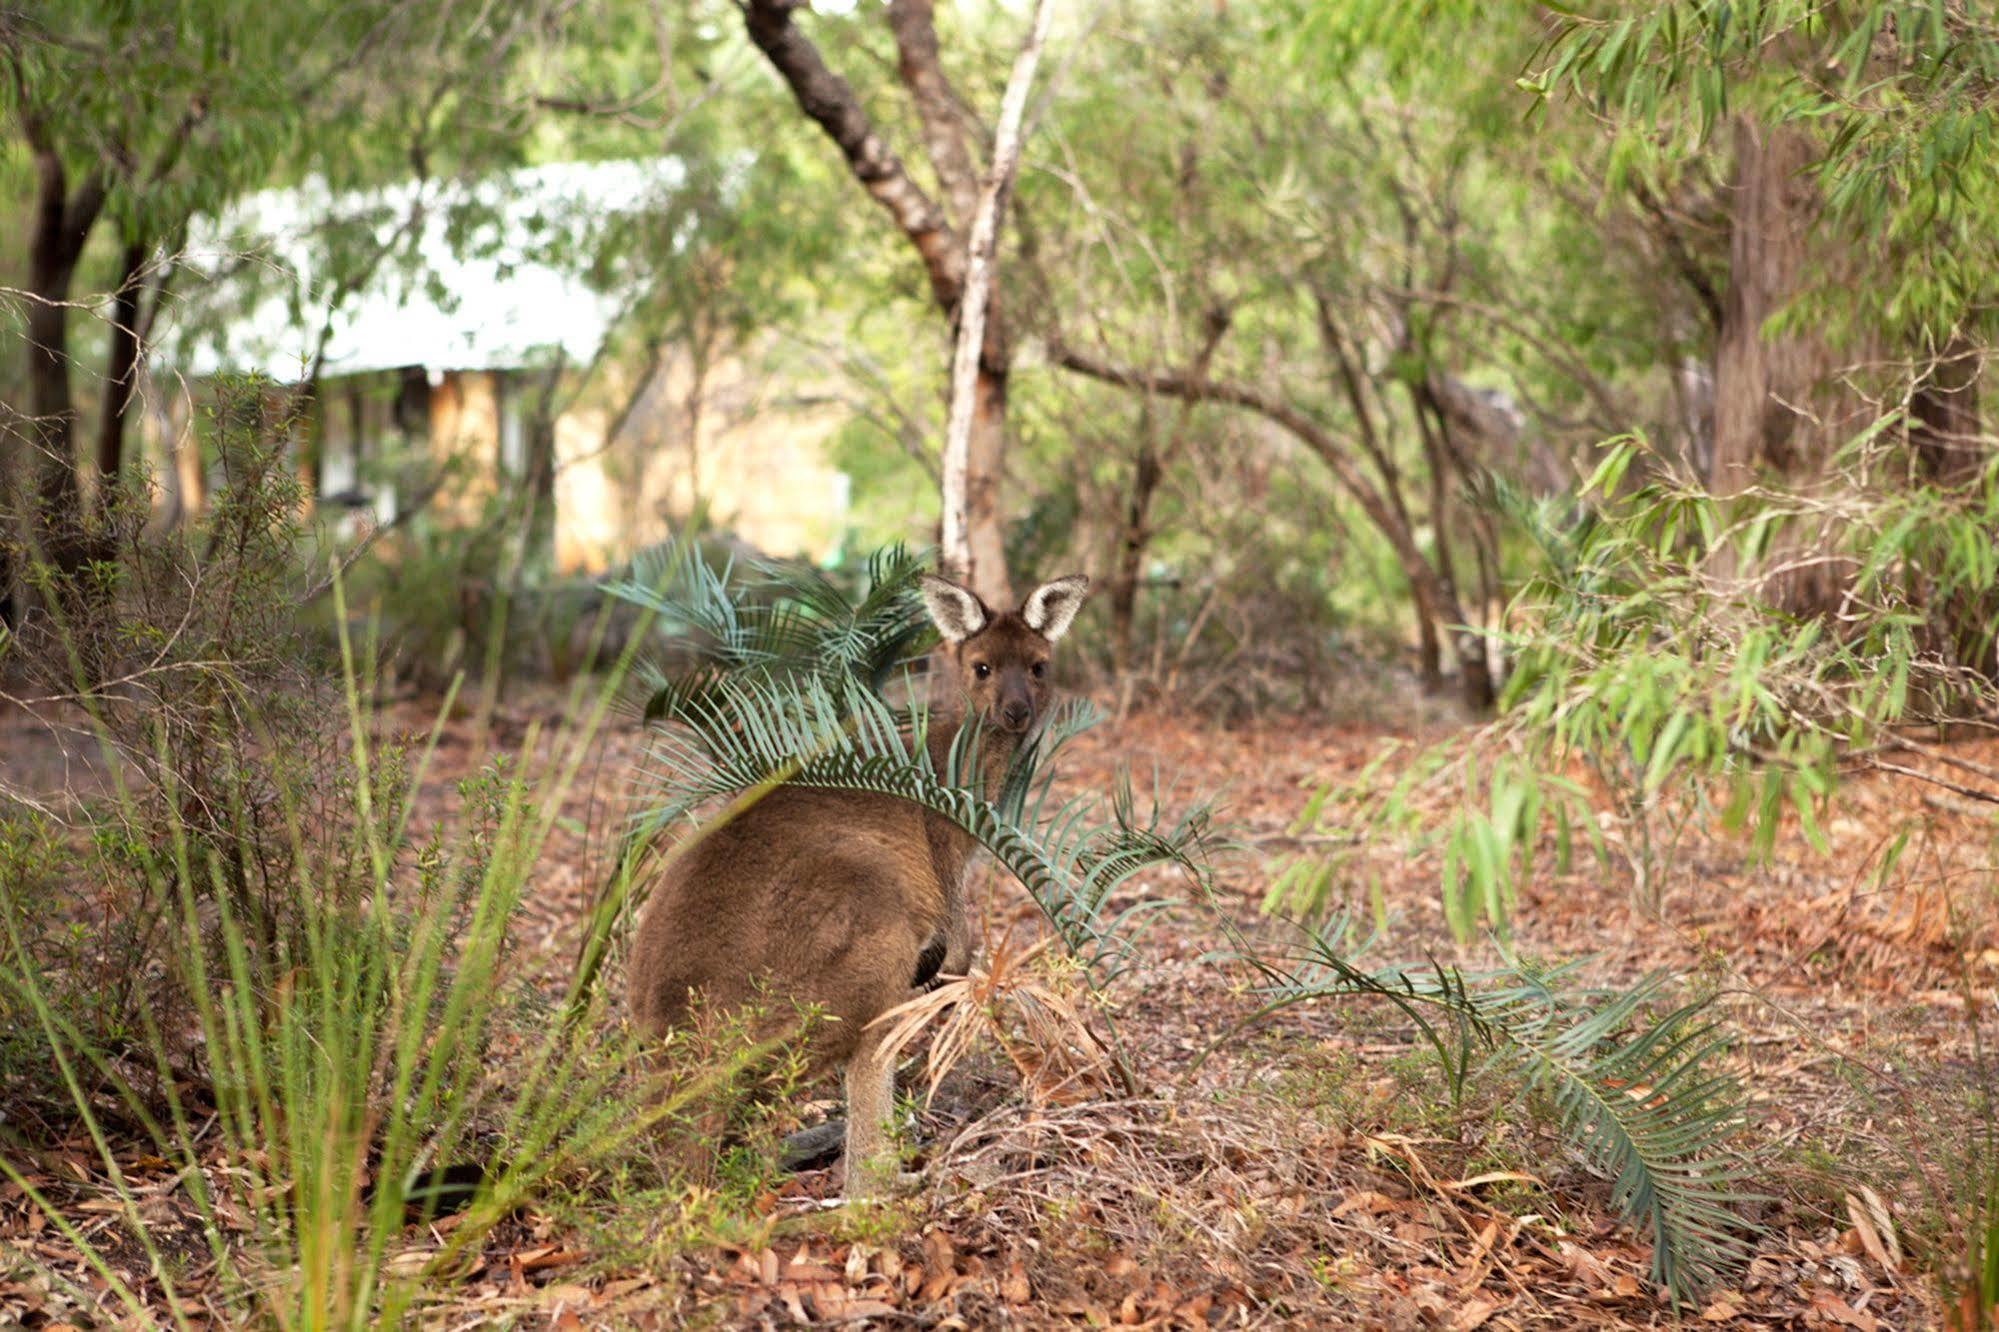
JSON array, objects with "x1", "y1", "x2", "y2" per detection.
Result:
[{"x1": 6, "y1": 687, "x2": 1986, "y2": 1329}]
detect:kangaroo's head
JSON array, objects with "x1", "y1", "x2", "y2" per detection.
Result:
[{"x1": 918, "y1": 572, "x2": 1090, "y2": 736}]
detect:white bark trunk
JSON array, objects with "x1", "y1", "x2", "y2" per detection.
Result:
[{"x1": 941, "y1": 0, "x2": 1053, "y2": 601}]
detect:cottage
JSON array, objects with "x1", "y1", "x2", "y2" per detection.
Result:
[{"x1": 158, "y1": 159, "x2": 852, "y2": 569}]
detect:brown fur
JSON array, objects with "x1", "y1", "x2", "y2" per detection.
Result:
[{"x1": 626, "y1": 574, "x2": 1086, "y2": 1195}]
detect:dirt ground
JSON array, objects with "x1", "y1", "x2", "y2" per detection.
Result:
[{"x1": 3, "y1": 684, "x2": 1992, "y2": 1329}]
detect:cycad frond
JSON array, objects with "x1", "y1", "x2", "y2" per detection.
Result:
[
  {"x1": 637, "y1": 671, "x2": 1212, "y2": 984},
  {"x1": 608, "y1": 541, "x2": 1220, "y2": 992},
  {"x1": 1241, "y1": 930, "x2": 1757, "y2": 1305},
  {"x1": 774, "y1": 543, "x2": 936, "y2": 687},
  {"x1": 605, "y1": 541, "x2": 935, "y2": 722}
]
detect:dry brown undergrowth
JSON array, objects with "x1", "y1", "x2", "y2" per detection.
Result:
[{"x1": 4, "y1": 694, "x2": 1985, "y2": 1328}]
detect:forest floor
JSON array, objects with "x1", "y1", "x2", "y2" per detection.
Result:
[{"x1": 4, "y1": 684, "x2": 1992, "y2": 1329}]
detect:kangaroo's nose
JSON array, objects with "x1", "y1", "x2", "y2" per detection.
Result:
[{"x1": 1001, "y1": 700, "x2": 1032, "y2": 730}]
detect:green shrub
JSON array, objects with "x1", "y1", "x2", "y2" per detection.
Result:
[
  {"x1": 0, "y1": 687, "x2": 690, "y2": 1326},
  {"x1": 0, "y1": 384, "x2": 724, "y2": 1324},
  {"x1": 1, "y1": 382, "x2": 396, "y2": 1067}
]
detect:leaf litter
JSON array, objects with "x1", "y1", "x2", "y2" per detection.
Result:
[{"x1": 4, "y1": 689, "x2": 1984, "y2": 1328}]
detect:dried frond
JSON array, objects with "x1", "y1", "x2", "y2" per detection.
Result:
[{"x1": 870, "y1": 935, "x2": 1116, "y2": 1111}]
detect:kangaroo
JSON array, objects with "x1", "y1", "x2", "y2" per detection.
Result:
[{"x1": 627, "y1": 571, "x2": 1090, "y2": 1195}]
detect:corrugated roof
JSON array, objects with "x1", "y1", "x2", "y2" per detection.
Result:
[{"x1": 168, "y1": 158, "x2": 678, "y2": 382}]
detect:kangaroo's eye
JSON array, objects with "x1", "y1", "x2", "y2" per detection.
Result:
[
  {"x1": 1031, "y1": 661, "x2": 1046, "y2": 678},
  {"x1": 973, "y1": 662, "x2": 991, "y2": 679}
]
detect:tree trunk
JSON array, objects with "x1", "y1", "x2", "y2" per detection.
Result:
[
  {"x1": 27, "y1": 210, "x2": 81, "y2": 535},
  {"x1": 744, "y1": 0, "x2": 1041, "y2": 607},
  {"x1": 1710, "y1": 118, "x2": 1996, "y2": 682},
  {"x1": 1109, "y1": 429, "x2": 1161, "y2": 672},
  {"x1": 939, "y1": 0, "x2": 1049, "y2": 606},
  {"x1": 96, "y1": 238, "x2": 150, "y2": 487},
  {"x1": 1911, "y1": 334, "x2": 1983, "y2": 484},
  {"x1": 1713, "y1": 118, "x2": 1896, "y2": 505},
  {"x1": 1712, "y1": 119, "x2": 1884, "y2": 613},
  {"x1": 1413, "y1": 602, "x2": 1442, "y2": 691},
  {"x1": 1311, "y1": 290, "x2": 1454, "y2": 695},
  {"x1": 887, "y1": 0, "x2": 980, "y2": 226},
  {"x1": 527, "y1": 406, "x2": 560, "y2": 566},
  {"x1": 1417, "y1": 377, "x2": 1507, "y2": 680},
  {"x1": 741, "y1": 1, "x2": 967, "y2": 310},
  {"x1": 23, "y1": 152, "x2": 108, "y2": 592},
  {"x1": 149, "y1": 387, "x2": 198, "y2": 532},
  {"x1": 1910, "y1": 336, "x2": 1992, "y2": 676},
  {"x1": 685, "y1": 331, "x2": 712, "y2": 524},
  {"x1": 960, "y1": 362, "x2": 1012, "y2": 603},
  {"x1": 1711, "y1": 119, "x2": 1831, "y2": 490},
  {"x1": 1407, "y1": 383, "x2": 1464, "y2": 691}
]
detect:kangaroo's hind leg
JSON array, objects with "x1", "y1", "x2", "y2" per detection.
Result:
[
  {"x1": 840, "y1": 1022, "x2": 901, "y2": 1199},
  {"x1": 794, "y1": 881, "x2": 932, "y2": 1199},
  {"x1": 835, "y1": 938, "x2": 938, "y2": 1198}
]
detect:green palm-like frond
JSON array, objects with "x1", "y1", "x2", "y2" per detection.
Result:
[
  {"x1": 637, "y1": 671, "x2": 1209, "y2": 983},
  {"x1": 604, "y1": 541, "x2": 935, "y2": 722},
  {"x1": 1239, "y1": 931, "x2": 1758, "y2": 1304},
  {"x1": 603, "y1": 540, "x2": 1220, "y2": 990}
]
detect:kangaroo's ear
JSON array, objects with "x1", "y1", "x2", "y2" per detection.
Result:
[
  {"x1": 1020, "y1": 574, "x2": 1090, "y2": 642},
  {"x1": 918, "y1": 573, "x2": 989, "y2": 644}
]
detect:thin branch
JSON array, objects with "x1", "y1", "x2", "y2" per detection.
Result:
[
  {"x1": 1862, "y1": 759, "x2": 1999, "y2": 805},
  {"x1": 1631, "y1": 177, "x2": 1725, "y2": 333},
  {"x1": 888, "y1": 0, "x2": 981, "y2": 226},
  {"x1": 1388, "y1": 284, "x2": 1628, "y2": 432},
  {"x1": 742, "y1": 0, "x2": 966, "y2": 312},
  {"x1": 299, "y1": 474, "x2": 445, "y2": 606}
]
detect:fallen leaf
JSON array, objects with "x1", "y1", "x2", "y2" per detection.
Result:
[
  {"x1": 1844, "y1": 1188, "x2": 1901, "y2": 1275},
  {"x1": 840, "y1": 1299, "x2": 900, "y2": 1318},
  {"x1": 1332, "y1": 1190, "x2": 1400, "y2": 1218},
  {"x1": 1699, "y1": 1295, "x2": 1743, "y2": 1322},
  {"x1": 1448, "y1": 1171, "x2": 1544, "y2": 1193},
  {"x1": 1451, "y1": 1294, "x2": 1502, "y2": 1330},
  {"x1": 1812, "y1": 1291, "x2": 1879, "y2": 1332},
  {"x1": 920, "y1": 1260, "x2": 957, "y2": 1304},
  {"x1": 783, "y1": 1256, "x2": 839, "y2": 1283},
  {"x1": 515, "y1": 1246, "x2": 581, "y2": 1274}
]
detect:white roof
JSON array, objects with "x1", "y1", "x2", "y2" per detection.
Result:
[{"x1": 169, "y1": 158, "x2": 679, "y2": 382}]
